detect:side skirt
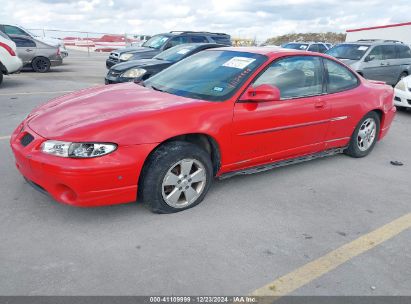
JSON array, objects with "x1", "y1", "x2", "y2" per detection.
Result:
[{"x1": 218, "y1": 147, "x2": 347, "y2": 180}]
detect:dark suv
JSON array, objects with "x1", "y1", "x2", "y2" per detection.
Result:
[{"x1": 106, "y1": 31, "x2": 231, "y2": 68}]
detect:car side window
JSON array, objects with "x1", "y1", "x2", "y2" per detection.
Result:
[
  {"x1": 167, "y1": 36, "x2": 189, "y2": 48},
  {"x1": 317, "y1": 44, "x2": 328, "y2": 53},
  {"x1": 11, "y1": 37, "x2": 36, "y2": 48},
  {"x1": 367, "y1": 46, "x2": 384, "y2": 61},
  {"x1": 396, "y1": 45, "x2": 411, "y2": 59},
  {"x1": 381, "y1": 45, "x2": 396, "y2": 59},
  {"x1": 324, "y1": 59, "x2": 358, "y2": 94},
  {"x1": 307, "y1": 44, "x2": 320, "y2": 52},
  {"x1": 253, "y1": 56, "x2": 324, "y2": 99},
  {"x1": 4, "y1": 25, "x2": 28, "y2": 36},
  {"x1": 190, "y1": 36, "x2": 208, "y2": 43}
]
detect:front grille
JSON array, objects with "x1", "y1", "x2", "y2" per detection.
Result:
[
  {"x1": 20, "y1": 133, "x2": 34, "y2": 147},
  {"x1": 408, "y1": 99, "x2": 411, "y2": 105}
]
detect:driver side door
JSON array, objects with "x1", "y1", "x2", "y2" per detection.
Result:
[{"x1": 229, "y1": 55, "x2": 331, "y2": 170}]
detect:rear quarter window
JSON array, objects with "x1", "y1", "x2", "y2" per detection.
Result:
[{"x1": 324, "y1": 58, "x2": 359, "y2": 94}]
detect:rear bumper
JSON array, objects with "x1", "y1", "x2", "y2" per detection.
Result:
[
  {"x1": 2, "y1": 56, "x2": 23, "y2": 74},
  {"x1": 10, "y1": 123, "x2": 157, "y2": 207},
  {"x1": 51, "y1": 57, "x2": 63, "y2": 67},
  {"x1": 379, "y1": 105, "x2": 396, "y2": 140}
]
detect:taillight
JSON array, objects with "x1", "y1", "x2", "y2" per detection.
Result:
[{"x1": 0, "y1": 42, "x2": 16, "y2": 56}]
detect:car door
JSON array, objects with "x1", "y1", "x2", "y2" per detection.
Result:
[
  {"x1": 362, "y1": 45, "x2": 398, "y2": 84},
  {"x1": 381, "y1": 45, "x2": 401, "y2": 84},
  {"x1": 321, "y1": 58, "x2": 363, "y2": 148},
  {"x1": 10, "y1": 37, "x2": 37, "y2": 64},
  {"x1": 231, "y1": 55, "x2": 330, "y2": 169},
  {"x1": 395, "y1": 44, "x2": 411, "y2": 80}
]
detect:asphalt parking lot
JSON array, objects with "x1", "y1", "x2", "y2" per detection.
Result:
[{"x1": 0, "y1": 50, "x2": 410, "y2": 296}]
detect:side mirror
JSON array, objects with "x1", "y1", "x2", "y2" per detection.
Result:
[
  {"x1": 364, "y1": 56, "x2": 374, "y2": 62},
  {"x1": 239, "y1": 84, "x2": 281, "y2": 102}
]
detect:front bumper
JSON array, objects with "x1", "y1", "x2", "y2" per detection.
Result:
[
  {"x1": 10, "y1": 122, "x2": 156, "y2": 207},
  {"x1": 394, "y1": 88, "x2": 411, "y2": 108},
  {"x1": 105, "y1": 73, "x2": 136, "y2": 85},
  {"x1": 106, "y1": 58, "x2": 119, "y2": 69}
]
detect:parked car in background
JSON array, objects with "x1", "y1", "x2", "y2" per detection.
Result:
[
  {"x1": 0, "y1": 24, "x2": 68, "y2": 58},
  {"x1": 9, "y1": 34, "x2": 63, "y2": 72},
  {"x1": 105, "y1": 43, "x2": 224, "y2": 84},
  {"x1": 11, "y1": 47, "x2": 395, "y2": 213},
  {"x1": 326, "y1": 40, "x2": 411, "y2": 85},
  {"x1": 281, "y1": 42, "x2": 330, "y2": 53},
  {"x1": 0, "y1": 31, "x2": 23, "y2": 86},
  {"x1": 106, "y1": 31, "x2": 231, "y2": 68},
  {"x1": 394, "y1": 74, "x2": 411, "y2": 110}
]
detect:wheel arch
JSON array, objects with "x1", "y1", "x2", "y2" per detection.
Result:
[{"x1": 137, "y1": 133, "x2": 221, "y2": 202}]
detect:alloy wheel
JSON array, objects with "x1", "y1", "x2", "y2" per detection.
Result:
[
  {"x1": 357, "y1": 118, "x2": 376, "y2": 151},
  {"x1": 161, "y1": 159, "x2": 207, "y2": 208}
]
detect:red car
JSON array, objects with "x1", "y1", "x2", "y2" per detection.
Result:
[{"x1": 10, "y1": 47, "x2": 396, "y2": 213}]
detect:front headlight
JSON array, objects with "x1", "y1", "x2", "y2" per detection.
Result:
[
  {"x1": 121, "y1": 68, "x2": 146, "y2": 78},
  {"x1": 119, "y1": 53, "x2": 133, "y2": 61},
  {"x1": 41, "y1": 141, "x2": 117, "y2": 158},
  {"x1": 395, "y1": 80, "x2": 406, "y2": 91}
]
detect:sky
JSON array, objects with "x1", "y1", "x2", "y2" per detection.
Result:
[{"x1": 1, "y1": 0, "x2": 411, "y2": 41}]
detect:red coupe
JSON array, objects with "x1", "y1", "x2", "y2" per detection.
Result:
[{"x1": 10, "y1": 47, "x2": 396, "y2": 213}]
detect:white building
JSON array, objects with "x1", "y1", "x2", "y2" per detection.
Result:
[{"x1": 346, "y1": 21, "x2": 411, "y2": 45}]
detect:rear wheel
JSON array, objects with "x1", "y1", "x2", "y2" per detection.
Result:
[
  {"x1": 0, "y1": 70, "x2": 3, "y2": 86},
  {"x1": 32, "y1": 57, "x2": 51, "y2": 73},
  {"x1": 140, "y1": 141, "x2": 213, "y2": 213},
  {"x1": 345, "y1": 112, "x2": 380, "y2": 158}
]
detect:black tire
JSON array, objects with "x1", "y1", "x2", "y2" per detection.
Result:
[
  {"x1": 345, "y1": 111, "x2": 380, "y2": 158},
  {"x1": 0, "y1": 70, "x2": 3, "y2": 86},
  {"x1": 32, "y1": 57, "x2": 51, "y2": 73},
  {"x1": 397, "y1": 72, "x2": 408, "y2": 85},
  {"x1": 139, "y1": 141, "x2": 213, "y2": 214}
]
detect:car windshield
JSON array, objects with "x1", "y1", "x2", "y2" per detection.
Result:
[
  {"x1": 144, "y1": 50, "x2": 267, "y2": 102},
  {"x1": 282, "y1": 43, "x2": 309, "y2": 50},
  {"x1": 326, "y1": 44, "x2": 370, "y2": 60},
  {"x1": 142, "y1": 35, "x2": 170, "y2": 49},
  {"x1": 154, "y1": 44, "x2": 198, "y2": 62}
]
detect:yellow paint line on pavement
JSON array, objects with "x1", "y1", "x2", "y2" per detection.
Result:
[
  {"x1": 0, "y1": 136, "x2": 10, "y2": 140},
  {"x1": 251, "y1": 213, "x2": 411, "y2": 297},
  {"x1": 0, "y1": 90, "x2": 73, "y2": 96}
]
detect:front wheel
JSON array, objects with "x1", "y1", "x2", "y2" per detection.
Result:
[
  {"x1": 140, "y1": 141, "x2": 213, "y2": 213},
  {"x1": 0, "y1": 70, "x2": 3, "y2": 85},
  {"x1": 345, "y1": 112, "x2": 380, "y2": 158}
]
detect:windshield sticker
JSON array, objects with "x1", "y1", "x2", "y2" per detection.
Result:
[
  {"x1": 222, "y1": 57, "x2": 256, "y2": 69},
  {"x1": 300, "y1": 45, "x2": 307, "y2": 49},
  {"x1": 213, "y1": 86, "x2": 224, "y2": 92},
  {"x1": 177, "y1": 49, "x2": 191, "y2": 55},
  {"x1": 358, "y1": 46, "x2": 368, "y2": 51}
]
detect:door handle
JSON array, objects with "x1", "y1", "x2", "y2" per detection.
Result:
[
  {"x1": 26, "y1": 49, "x2": 33, "y2": 52},
  {"x1": 380, "y1": 62, "x2": 386, "y2": 66},
  {"x1": 314, "y1": 100, "x2": 326, "y2": 109}
]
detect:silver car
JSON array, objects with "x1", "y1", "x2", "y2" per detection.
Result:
[
  {"x1": 326, "y1": 39, "x2": 411, "y2": 85},
  {"x1": 8, "y1": 34, "x2": 63, "y2": 72}
]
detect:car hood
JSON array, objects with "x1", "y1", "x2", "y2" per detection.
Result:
[
  {"x1": 111, "y1": 59, "x2": 172, "y2": 72},
  {"x1": 27, "y1": 83, "x2": 209, "y2": 143},
  {"x1": 339, "y1": 59, "x2": 359, "y2": 66}
]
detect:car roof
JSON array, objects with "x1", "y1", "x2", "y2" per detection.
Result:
[{"x1": 340, "y1": 40, "x2": 404, "y2": 46}]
